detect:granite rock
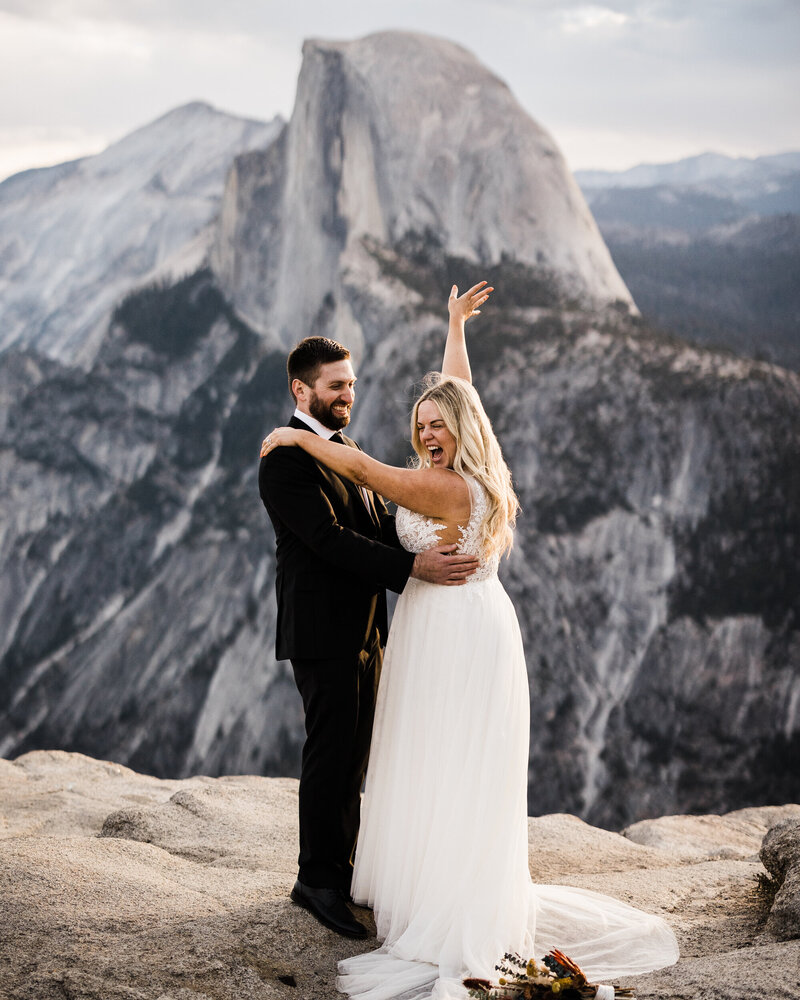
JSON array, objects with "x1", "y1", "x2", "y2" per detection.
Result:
[
  {"x1": 760, "y1": 819, "x2": 800, "y2": 941},
  {"x1": 1, "y1": 751, "x2": 798, "y2": 1000},
  {"x1": 625, "y1": 806, "x2": 800, "y2": 862}
]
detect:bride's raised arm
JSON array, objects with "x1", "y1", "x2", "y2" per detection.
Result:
[{"x1": 441, "y1": 281, "x2": 493, "y2": 383}]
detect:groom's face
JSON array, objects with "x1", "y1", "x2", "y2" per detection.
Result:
[{"x1": 304, "y1": 360, "x2": 357, "y2": 431}]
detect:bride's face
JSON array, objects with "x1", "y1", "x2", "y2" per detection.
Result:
[{"x1": 416, "y1": 400, "x2": 457, "y2": 469}]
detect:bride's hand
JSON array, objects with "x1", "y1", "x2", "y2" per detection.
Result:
[
  {"x1": 448, "y1": 281, "x2": 493, "y2": 324},
  {"x1": 260, "y1": 427, "x2": 299, "y2": 457}
]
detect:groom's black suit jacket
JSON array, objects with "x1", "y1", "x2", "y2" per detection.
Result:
[{"x1": 259, "y1": 416, "x2": 415, "y2": 660}]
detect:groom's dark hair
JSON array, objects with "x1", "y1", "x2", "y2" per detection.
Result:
[{"x1": 287, "y1": 337, "x2": 351, "y2": 401}]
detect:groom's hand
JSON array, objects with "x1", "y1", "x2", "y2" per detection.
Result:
[{"x1": 411, "y1": 545, "x2": 479, "y2": 586}]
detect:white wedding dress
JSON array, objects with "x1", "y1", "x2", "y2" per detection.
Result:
[{"x1": 337, "y1": 476, "x2": 679, "y2": 1000}]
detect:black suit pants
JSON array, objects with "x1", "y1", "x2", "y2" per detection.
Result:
[{"x1": 291, "y1": 629, "x2": 382, "y2": 890}]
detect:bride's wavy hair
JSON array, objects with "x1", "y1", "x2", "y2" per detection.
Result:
[{"x1": 410, "y1": 374, "x2": 519, "y2": 558}]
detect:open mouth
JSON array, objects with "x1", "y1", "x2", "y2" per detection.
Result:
[
  {"x1": 428, "y1": 446, "x2": 443, "y2": 462},
  {"x1": 332, "y1": 404, "x2": 350, "y2": 418}
]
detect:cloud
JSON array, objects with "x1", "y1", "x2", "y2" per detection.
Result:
[
  {"x1": 465, "y1": 0, "x2": 800, "y2": 166},
  {"x1": 559, "y1": 6, "x2": 631, "y2": 33},
  {"x1": 0, "y1": 0, "x2": 797, "y2": 177},
  {"x1": 0, "y1": 7, "x2": 298, "y2": 132}
]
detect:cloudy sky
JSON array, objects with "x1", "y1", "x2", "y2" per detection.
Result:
[{"x1": 1, "y1": 0, "x2": 798, "y2": 181}]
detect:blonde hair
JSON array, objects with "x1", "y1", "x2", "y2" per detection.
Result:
[{"x1": 410, "y1": 374, "x2": 519, "y2": 558}]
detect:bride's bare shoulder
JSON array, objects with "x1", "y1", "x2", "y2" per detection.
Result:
[{"x1": 408, "y1": 467, "x2": 471, "y2": 522}]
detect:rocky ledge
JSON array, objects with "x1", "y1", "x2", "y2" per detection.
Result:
[{"x1": 0, "y1": 751, "x2": 798, "y2": 1000}]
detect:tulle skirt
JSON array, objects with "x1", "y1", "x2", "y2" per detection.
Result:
[{"x1": 337, "y1": 577, "x2": 678, "y2": 1000}]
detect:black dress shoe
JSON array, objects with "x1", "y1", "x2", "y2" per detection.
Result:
[
  {"x1": 291, "y1": 880, "x2": 369, "y2": 939},
  {"x1": 340, "y1": 889, "x2": 373, "y2": 911}
]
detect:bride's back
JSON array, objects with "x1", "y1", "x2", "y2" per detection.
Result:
[{"x1": 396, "y1": 476, "x2": 499, "y2": 582}]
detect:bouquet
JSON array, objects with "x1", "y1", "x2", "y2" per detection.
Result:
[{"x1": 464, "y1": 950, "x2": 635, "y2": 1000}]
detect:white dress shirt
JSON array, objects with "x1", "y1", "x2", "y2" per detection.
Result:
[{"x1": 293, "y1": 408, "x2": 340, "y2": 440}]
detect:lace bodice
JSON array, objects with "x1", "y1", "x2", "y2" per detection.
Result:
[{"x1": 395, "y1": 475, "x2": 499, "y2": 582}]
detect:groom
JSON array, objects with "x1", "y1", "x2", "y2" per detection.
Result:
[{"x1": 259, "y1": 337, "x2": 478, "y2": 939}]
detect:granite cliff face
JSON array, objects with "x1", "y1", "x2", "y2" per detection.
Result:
[
  {"x1": 211, "y1": 32, "x2": 632, "y2": 352},
  {"x1": 0, "y1": 32, "x2": 798, "y2": 827},
  {"x1": 0, "y1": 271, "x2": 302, "y2": 780}
]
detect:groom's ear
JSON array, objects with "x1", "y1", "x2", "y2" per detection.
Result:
[{"x1": 291, "y1": 377, "x2": 307, "y2": 403}]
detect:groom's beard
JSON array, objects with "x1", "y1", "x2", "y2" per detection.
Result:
[{"x1": 309, "y1": 393, "x2": 351, "y2": 431}]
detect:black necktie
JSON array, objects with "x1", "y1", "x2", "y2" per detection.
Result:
[{"x1": 329, "y1": 432, "x2": 374, "y2": 517}]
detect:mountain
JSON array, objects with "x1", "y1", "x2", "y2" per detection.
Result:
[
  {"x1": 0, "y1": 32, "x2": 798, "y2": 829},
  {"x1": 577, "y1": 151, "x2": 800, "y2": 226},
  {"x1": 0, "y1": 269, "x2": 302, "y2": 779},
  {"x1": 0, "y1": 102, "x2": 283, "y2": 366},
  {"x1": 587, "y1": 186, "x2": 749, "y2": 237},
  {"x1": 211, "y1": 32, "x2": 633, "y2": 352},
  {"x1": 574, "y1": 152, "x2": 800, "y2": 369},
  {"x1": 576, "y1": 151, "x2": 800, "y2": 212}
]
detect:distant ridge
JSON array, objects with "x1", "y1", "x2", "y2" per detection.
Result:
[{"x1": 575, "y1": 150, "x2": 800, "y2": 190}]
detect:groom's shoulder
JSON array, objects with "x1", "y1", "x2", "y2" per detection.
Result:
[
  {"x1": 260, "y1": 441, "x2": 311, "y2": 475},
  {"x1": 259, "y1": 445, "x2": 317, "y2": 507}
]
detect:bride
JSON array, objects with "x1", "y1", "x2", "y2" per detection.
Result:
[{"x1": 261, "y1": 283, "x2": 679, "y2": 1000}]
